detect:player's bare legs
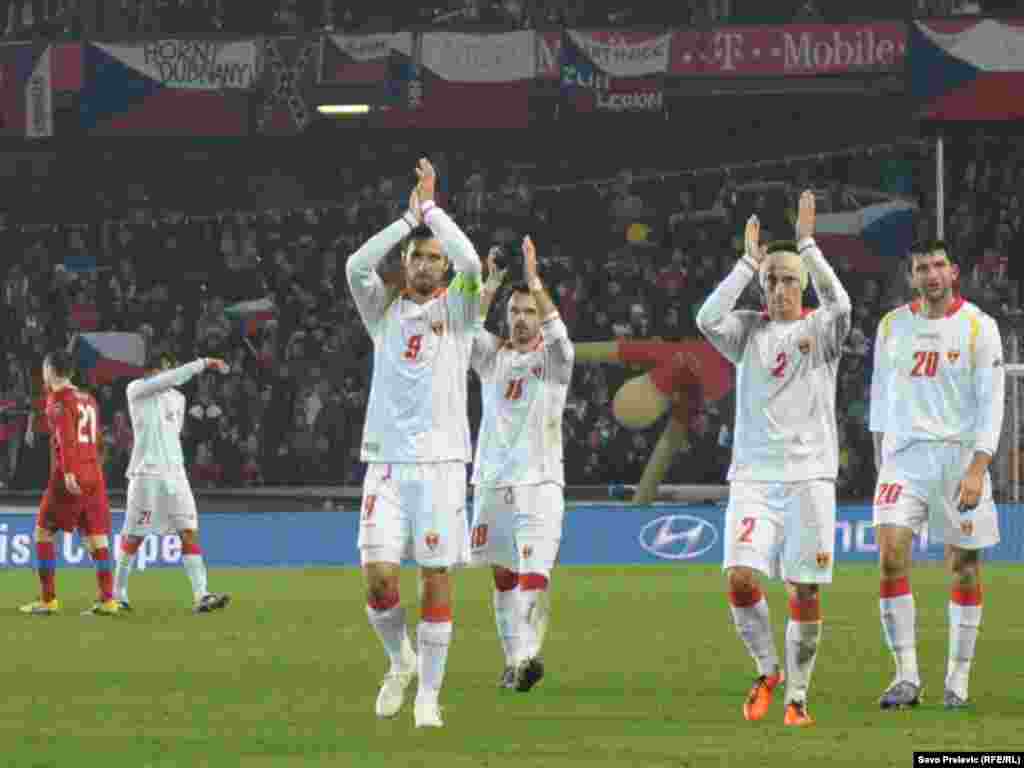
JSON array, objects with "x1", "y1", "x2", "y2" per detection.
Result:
[
  {"x1": 878, "y1": 524, "x2": 921, "y2": 708},
  {"x1": 726, "y1": 566, "x2": 782, "y2": 721},
  {"x1": 21, "y1": 526, "x2": 60, "y2": 614},
  {"x1": 492, "y1": 566, "x2": 520, "y2": 688},
  {"x1": 415, "y1": 566, "x2": 452, "y2": 727},
  {"x1": 782, "y1": 582, "x2": 821, "y2": 726},
  {"x1": 364, "y1": 561, "x2": 417, "y2": 718},
  {"x1": 944, "y1": 546, "x2": 982, "y2": 708}
]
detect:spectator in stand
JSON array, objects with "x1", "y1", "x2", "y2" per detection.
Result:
[{"x1": 191, "y1": 441, "x2": 223, "y2": 489}]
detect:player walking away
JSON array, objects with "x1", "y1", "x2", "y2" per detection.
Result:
[
  {"x1": 113, "y1": 354, "x2": 232, "y2": 615},
  {"x1": 696, "y1": 191, "x2": 852, "y2": 727},
  {"x1": 870, "y1": 241, "x2": 1005, "y2": 711},
  {"x1": 20, "y1": 349, "x2": 118, "y2": 616},
  {"x1": 471, "y1": 236, "x2": 574, "y2": 693},
  {"x1": 346, "y1": 158, "x2": 482, "y2": 729}
]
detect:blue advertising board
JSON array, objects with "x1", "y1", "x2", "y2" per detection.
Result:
[{"x1": 1, "y1": 504, "x2": 1022, "y2": 569}]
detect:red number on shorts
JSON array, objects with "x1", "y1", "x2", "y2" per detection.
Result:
[
  {"x1": 771, "y1": 352, "x2": 787, "y2": 378},
  {"x1": 504, "y1": 377, "x2": 525, "y2": 401},
  {"x1": 137, "y1": 509, "x2": 152, "y2": 526},
  {"x1": 471, "y1": 524, "x2": 489, "y2": 549},
  {"x1": 738, "y1": 516, "x2": 756, "y2": 543},
  {"x1": 404, "y1": 335, "x2": 424, "y2": 361},
  {"x1": 910, "y1": 351, "x2": 939, "y2": 378},
  {"x1": 874, "y1": 483, "x2": 902, "y2": 506},
  {"x1": 362, "y1": 495, "x2": 376, "y2": 521}
]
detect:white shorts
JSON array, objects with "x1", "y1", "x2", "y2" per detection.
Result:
[
  {"x1": 874, "y1": 442, "x2": 999, "y2": 550},
  {"x1": 723, "y1": 480, "x2": 836, "y2": 584},
  {"x1": 358, "y1": 462, "x2": 470, "y2": 568},
  {"x1": 123, "y1": 473, "x2": 199, "y2": 537},
  {"x1": 469, "y1": 483, "x2": 565, "y2": 578}
]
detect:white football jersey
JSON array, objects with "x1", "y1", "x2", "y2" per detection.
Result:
[
  {"x1": 125, "y1": 360, "x2": 204, "y2": 477},
  {"x1": 869, "y1": 297, "x2": 1004, "y2": 458},
  {"x1": 347, "y1": 209, "x2": 483, "y2": 463},
  {"x1": 471, "y1": 315, "x2": 574, "y2": 488},
  {"x1": 697, "y1": 239, "x2": 852, "y2": 483}
]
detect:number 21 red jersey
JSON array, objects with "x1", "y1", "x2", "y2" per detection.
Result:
[{"x1": 45, "y1": 386, "x2": 102, "y2": 482}]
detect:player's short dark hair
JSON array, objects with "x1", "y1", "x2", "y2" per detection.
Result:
[
  {"x1": 44, "y1": 348, "x2": 74, "y2": 378},
  {"x1": 907, "y1": 239, "x2": 956, "y2": 267},
  {"x1": 146, "y1": 350, "x2": 177, "y2": 371}
]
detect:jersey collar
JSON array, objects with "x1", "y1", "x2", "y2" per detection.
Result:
[{"x1": 909, "y1": 295, "x2": 964, "y2": 318}]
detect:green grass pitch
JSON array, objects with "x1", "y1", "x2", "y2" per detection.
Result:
[{"x1": 2, "y1": 564, "x2": 1023, "y2": 767}]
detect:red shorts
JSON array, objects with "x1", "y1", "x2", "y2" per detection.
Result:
[{"x1": 37, "y1": 468, "x2": 111, "y2": 536}]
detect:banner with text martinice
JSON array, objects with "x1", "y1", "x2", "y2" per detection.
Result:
[
  {"x1": 377, "y1": 31, "x2": 534, "y2": 129},
  {"x1": 670, "y1": 23, "x2": 905, "y2": 76},
  {"x1": 560, "y1": 30, "x2": 670, "y2": 114}
]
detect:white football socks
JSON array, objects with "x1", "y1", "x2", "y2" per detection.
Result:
[
  {"x1": 182, "y1": 553, "x2": 209, "y2": 603},
  {"x1": 880, "y1": 591, "x2": 919, "y2": 685},
  {"x1": 494, "y1": 588, "x2": 521, "y2": 667},
  {"x1": 367, "y1": 603, "x2": 411, "y2": 671},
  {"x1": 417, "y1": 621, "x2": 453, "y2": 696},
  {"x1": 730, "y1": 595, "x2": 779, "y2": 678},
  {"x1": 947, "y1": 599, "x2": 982, "y2": 700},
  {"x1": 785, "y1": 620, "x2": 822, "y2": 705},
  {"x1": 113, "y1": 550, "x2": 135, "y2": 603}
]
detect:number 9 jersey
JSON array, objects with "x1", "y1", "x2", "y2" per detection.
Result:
[{"x1": 869, "y1": 297, "x2": 1005, "y2": 460}]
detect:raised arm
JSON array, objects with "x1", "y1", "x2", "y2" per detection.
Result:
[
  {"x1": 695, "y1": 215, "x2": 762, "y2": 364},
  {"x1": 345, "y1": 211, "x2": 419, "y2": 332},
  {"x1": 480, "y1": 247, "x2": 509, "y2": 321},
  {"x1": 523, "y1": 235, "x2": 573, "y2": 383},
  {"x1": 416, "y1": 158, "x2": 482, "y2": 280},
  {"x1": 126, "y1": 359, "x2": 220, "y2": 402}
]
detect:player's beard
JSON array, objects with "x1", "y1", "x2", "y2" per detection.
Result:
[{"x1": 513, "y1": 323, "x2": 534, "y2": 345}]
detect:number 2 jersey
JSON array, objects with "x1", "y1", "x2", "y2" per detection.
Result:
[
  {"x1": 696, "y1": 238, "x2": 852, "y2": 483},
  {"x1": 471, "y1": 315, "x2": 574, "y2": 488},
  {"x1": 346, "y1": 208, "x2": 482, "y2": 464},
  {"x1": 869, "y1": 297, "x2": 1004, "y2": 459},
  {"x1": 46, "y1": 386, "x2": 103, "y2": 488}
]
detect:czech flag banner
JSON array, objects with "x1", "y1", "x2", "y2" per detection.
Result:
[
  {"x1": 815, "y1": 199, "x2": 917, "y2": 274},
  {"x1": 75, "y1": 332, "x2": 147, "y2": 384},
  {"x1": 911, "y1": 18, "x2": 1024, "y2": 121},
  {"x1": 225, "y1": 297, "x2": 276, "y2": 337}
]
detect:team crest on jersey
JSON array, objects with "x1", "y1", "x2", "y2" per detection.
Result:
[
  {"x1": 431, "y1": 321, "x2": 445, "y2": 336},
  {"x1": 532, "y1": 366, "x2": 543, "y2": 379},
  {"x1": 947, "y1": 350, "x2": 960, "y2": 364},
  {"x1": 960, "y1": 520, "x2": 974, "y2": 537},
  {"x1": 425, "y1": 532, "x2": 440, "y2": 551},
  {"x1": 815, "y1": 552, "x2": 831, "y2": 569}
]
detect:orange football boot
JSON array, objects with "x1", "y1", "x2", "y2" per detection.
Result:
[
  {"x1": 784, "y1": 701, "x2": 815, "y2": 727},
  {"x1": 743, "y1": 671, "x2": 784, "y2": 721}
]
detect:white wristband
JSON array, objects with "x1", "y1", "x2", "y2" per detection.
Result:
[{"x1": 739, "y1": 255, "x2": 759, "y2": 273}]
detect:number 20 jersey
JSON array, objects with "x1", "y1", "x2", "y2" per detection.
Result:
[{"x1": 869, "y1": 298, "x2": 1004, "y2": 458}]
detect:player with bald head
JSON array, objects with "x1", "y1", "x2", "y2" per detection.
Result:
[{"x1": 697, "y1": 190, "x2": 852, "y2": 727}]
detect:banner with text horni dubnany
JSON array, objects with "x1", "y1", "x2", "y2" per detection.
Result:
[
  {"x1": 79, "y1": 40, "x2": 259, "y2": 135},
  {"x1": 559, "y1": 30, "x2": 670, "y2": 114},
  {"x1": 376, "y1": 31, "x2": 535, "y2": 129}
]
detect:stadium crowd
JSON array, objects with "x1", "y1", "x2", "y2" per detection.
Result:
[
  {"x1": 0, "y1": 133, "x2": 1020, "y2": 497},
  {"x1": 0, "y1": 0, "x2": 1009, "y2": 40}
]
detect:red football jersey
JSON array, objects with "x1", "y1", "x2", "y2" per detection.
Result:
[{"x1": 45, "y1": 386, "x2": 102, "y2": 478}]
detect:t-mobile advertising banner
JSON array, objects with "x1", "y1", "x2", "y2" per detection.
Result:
[{"x1": 2, "y1": 504, "x2": 1022, "y2": 568}]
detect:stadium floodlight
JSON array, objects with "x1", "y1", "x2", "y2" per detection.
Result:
[{"x1": 316, "y1": 104, "x2": 371, "y2": 115}]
